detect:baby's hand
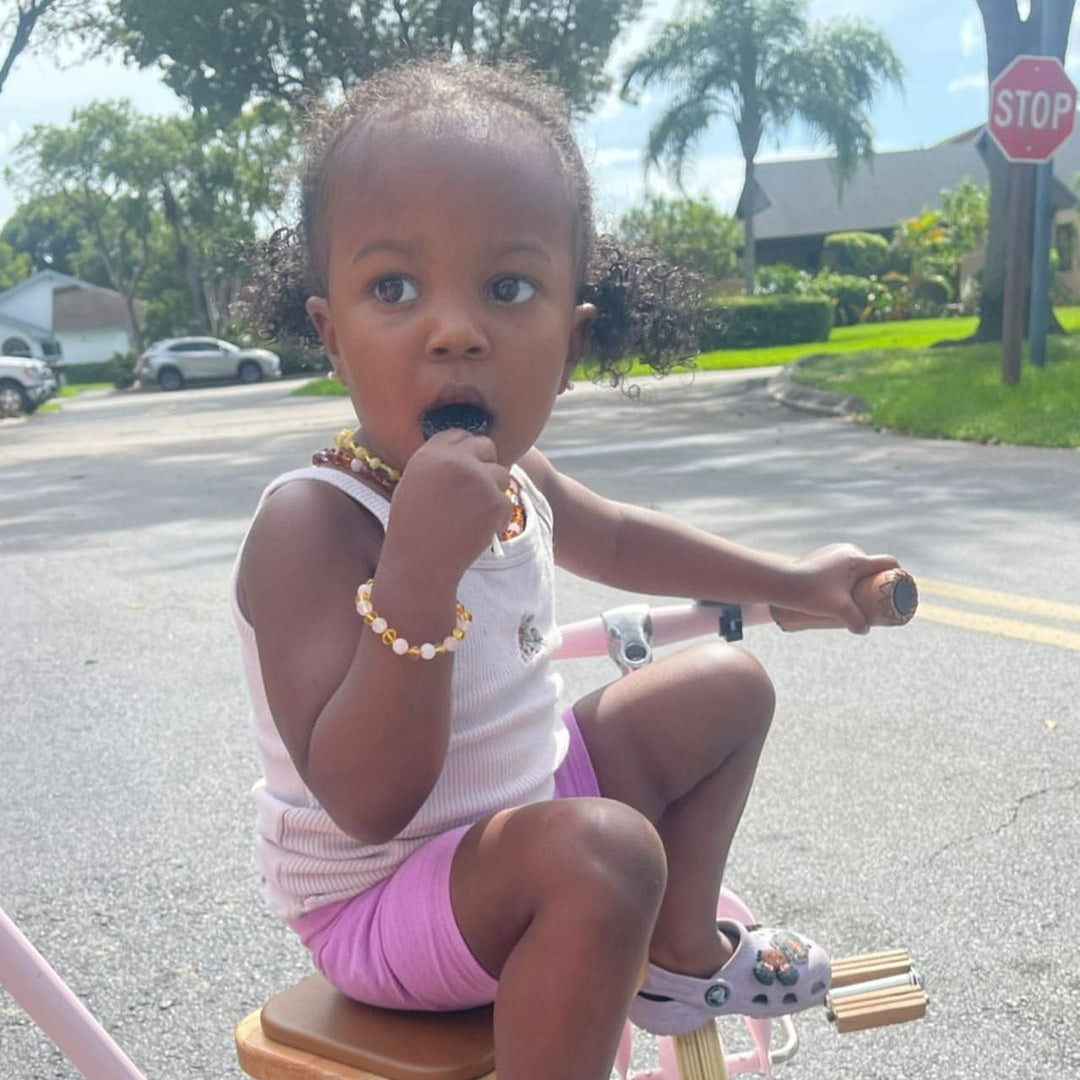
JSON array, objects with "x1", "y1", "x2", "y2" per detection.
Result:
[
  {"x1": 384, "y1": 431, "x2": 512, "y2": 582},
  {"x1": 790, "y1": 544, "x2": 900, "y2": 634}
]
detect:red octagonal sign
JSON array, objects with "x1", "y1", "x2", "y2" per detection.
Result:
[{"x1": 989, "y1": 55, "x2": 1077, "y2": 162}]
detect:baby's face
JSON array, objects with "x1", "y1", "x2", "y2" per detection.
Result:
[{"x1": 306, "y1": 119, "x2": 593, "y2": 471}]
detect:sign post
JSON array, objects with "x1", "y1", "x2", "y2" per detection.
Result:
[{"x1": 987, "y1": 54, "x2": 1077, "y2": 383}]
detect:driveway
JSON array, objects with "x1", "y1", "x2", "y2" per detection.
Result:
[{"x1": 2, "y1": 376, "x2": 1077, "y2": 1079}]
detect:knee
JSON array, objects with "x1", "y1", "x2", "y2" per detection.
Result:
[
  {"x1": 534, "y1": 799, "x2": 667, "y2": 931},
  {"x1": 699, "y1": 642, "x2": 776, "y2": 740}
]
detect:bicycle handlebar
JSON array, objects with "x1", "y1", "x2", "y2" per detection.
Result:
[{"x1": 553, "y1": 568, "x2": 918, "y2": 664}]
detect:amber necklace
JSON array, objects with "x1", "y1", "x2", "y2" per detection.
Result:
[{"x1": 313, "y1": 428, "x2": 525, "y2": 541}]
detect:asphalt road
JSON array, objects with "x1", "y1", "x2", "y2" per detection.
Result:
[{"x1": 1, "y1": 374, "x2": 1078, "y2": 1080}]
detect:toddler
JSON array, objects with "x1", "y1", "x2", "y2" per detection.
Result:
[{"x1": 234, "y1": 57, "x2": 898, "y2": 1080}]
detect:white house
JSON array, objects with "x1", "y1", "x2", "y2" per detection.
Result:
[{"x1": 0, "y1": 270, "x2": 138, "y2": 367}]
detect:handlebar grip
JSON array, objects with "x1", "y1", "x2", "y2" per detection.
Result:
[
  {"x1": 853, "y1": 567, "x2": 918, "y2": 625},
  {"x1": 770, "y1": 568, "x2": 918, "y2": 632}
]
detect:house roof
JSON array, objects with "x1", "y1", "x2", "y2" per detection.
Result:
[
  {"x1": 0, "y1": 270, "x2": 132, "y2": 332},
  {"x1": 0, "y1": 310, "x2": 51, "y2": 339},
  {"x1": 52, "y1": 284, "x2": 130, "y2": 331},
  {"x1": 0, "y1": 269, "x2": 84, "y2": 306},
  {"x1": 745, "y1": 126, "x2": 1080, "y2": 242}
]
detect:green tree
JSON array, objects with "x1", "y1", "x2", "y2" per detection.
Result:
[
  {"x1": 890, "y1": 210, "x2": 956, "y2": 313},
  {"x1": 618, "y1": 194, "x2": 741, "y2": 283},
  {"x1": 9, "y1": 101, "x2": 176, "y2": 352},
  {"x1": 152, "y1": 103, "x2": 297, "y2": 332},
  {"x1": 0, "y1": 239, "x2": 31, "y2": 288},
  {"x1": 939, "y1": 176, "x2": 990, "y2": 262},
  {"x1": 107, "y1": 0, "x2": 643, "y2": 121},
  {"x1": 0, "y1": 193, "x2": 92, "y2": 276},
  {"x1": 7, "y1": 100, "x2": 297, "y2": 340},
  {"x1": 621, "y1": 0, "x2": 903, "y2": 294}
]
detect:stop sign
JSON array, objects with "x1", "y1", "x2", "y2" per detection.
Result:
[{"x1": 988, "y1": 55, "x2": 1077, "y2": 162}]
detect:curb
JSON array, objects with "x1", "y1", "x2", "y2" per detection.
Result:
[{"x1": 766, "y1": 355, "x2": 870, "y2": 419}]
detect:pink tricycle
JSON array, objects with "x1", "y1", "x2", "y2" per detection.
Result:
[{"x1": 2, "y1": 570, "x2": 926, "y2": 1080}]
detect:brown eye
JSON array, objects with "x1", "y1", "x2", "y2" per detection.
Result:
[
  {"x1": 373, "y1": 276, "x2": 417, "y2": 304},
  {"x1": 490, "y1": 276, "x2": 535, "y2": 304}
]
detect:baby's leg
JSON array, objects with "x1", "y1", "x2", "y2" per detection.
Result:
[
  {"x1": 450, "y1": 798, "x2": 666, "y2": 1080},
  {"x1": 572, "y1": 642, "x2": 775, "y2": 976}
]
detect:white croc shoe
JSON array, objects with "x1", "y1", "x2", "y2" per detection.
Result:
[{"x1": 627, "y1": 920, "x2": 831, "y2": 1036}]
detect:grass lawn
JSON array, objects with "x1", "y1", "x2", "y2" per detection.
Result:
[
  {"x1": 688, "y1": 315, "x2": 985, "y2": 371},
  {"x1": 789, "y1": 339, "x2": 1080, "y2": 447},
  {"x1": 35, "y1": 381, "x2": 114, "y2": 413},
  {"x1": 618, "y1": 307, "x2": 1080, "y2": 448},
  {"x1": 293, "y1": 308, "x2": 1080, "y2": 448}
]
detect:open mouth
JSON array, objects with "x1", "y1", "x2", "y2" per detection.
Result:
[{"x1": 419, "y1": 402, "x2": 492, "y2": 439}]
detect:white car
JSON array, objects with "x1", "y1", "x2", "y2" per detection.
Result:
[
  {"x1": 135, "y1": 337, "x2": 281, "y2": 391},
  {"x1": 0, "y1": 355, "x2": 59, "y2": 416}
]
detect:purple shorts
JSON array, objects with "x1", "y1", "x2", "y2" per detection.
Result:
[{"x1": 289, "y1": 709, "x2": 600, "y2": 1010}]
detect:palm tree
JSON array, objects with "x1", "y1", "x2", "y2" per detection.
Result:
[{"x1": 622, "y1": 0, "x2": 904, "y2": 293}]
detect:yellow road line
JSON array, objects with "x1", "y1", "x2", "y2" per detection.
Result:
[
  {"x1": 916, "y1": 602, "x2": 1080, "y2": 652},
  {"x1": 916, "y1": 577, "x2": 1080, "y2": 624}
]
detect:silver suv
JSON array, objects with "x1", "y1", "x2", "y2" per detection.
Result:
[
  {"x1": 0, "y1": 355, "x2": 59, "y2": 416},
  {"x1": 135, "y1": 337, "x2": 281, "y2": 391}
]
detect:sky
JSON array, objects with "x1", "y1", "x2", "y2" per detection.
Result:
[{"x1": 0, "y1": 0, "x2": 1075, "y2": 233}]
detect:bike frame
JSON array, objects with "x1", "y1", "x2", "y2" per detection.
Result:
[{"x1": 2, "y1": 592, "x2": 890, "y2": 1080}]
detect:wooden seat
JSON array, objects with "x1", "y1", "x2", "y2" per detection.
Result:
[{"x1": 236, "y1": 974, "x2": 496, "y2": 1080}]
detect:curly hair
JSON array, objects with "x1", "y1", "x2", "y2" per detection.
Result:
[{"x1": 242, "y1": 57, "x2": 703, "y2": 383}]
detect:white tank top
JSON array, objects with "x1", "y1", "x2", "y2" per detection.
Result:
[{"x1": 232, "y1": 464, "x2": 567, "y2": 920}]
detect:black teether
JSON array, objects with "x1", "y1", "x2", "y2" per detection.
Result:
[{"x1": 420, "y1": 403, "x2": 491, "y2": 439}]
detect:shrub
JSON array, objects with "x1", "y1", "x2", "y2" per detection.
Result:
[
  {"x1": 822, "y1": 232, "x2": 890, "y2": 277},
  {"x1": 273, "y1": 340, "x2": 330, "y2": 377},
  {"x1": 699, "y1": 296, "x2": 832, "y2": 350},
  {"x1": 758, "y1": 264, "x2": 899, "y2": 326},
  {"x1": 220, "y1": 322, "x2": 330, "y2": 377},
  {"x1": 111, "y1": 352, "x2": 137, "y2": 389},
  {"x1": 813, "y1": 270, "x2": 894, "y2": 326},
  {"x1": 59, "y1": 352, "x2": 137, "y2": 388},
  {"x1": 755, "y1": 263, "x2": 816, "y2": 296}
]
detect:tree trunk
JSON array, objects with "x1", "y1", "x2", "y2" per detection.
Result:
[
  {"x1": 162, "y1": 183, "x2": 211, "y2": 334},
  {"x1": 0, "y1": 1, "x2": 53, "y2": 96},
  {"x1": 973, "y1": 138, "x2": 1015, "y2": 342},
  {"x1": 970, "y1": 0, "x2": 1076, "y2": 343},
  {"x1": 742, "y1": 156, "x2": 756, "y2": 295}
]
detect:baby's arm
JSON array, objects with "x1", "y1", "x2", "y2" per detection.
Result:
[
  {"x1": 239, "y1": 432, "x2": 512, "y2": 843},
  {"x1": 523, "y1": 449, "x2": 898, "y2": 634}
]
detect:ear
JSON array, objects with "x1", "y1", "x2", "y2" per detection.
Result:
[
  {"x1": 560, "y1": 302, "x2": 596, "y2": 393},
  {"x1": 305, "y1": 296, "x2": 346, "y2": 384}
]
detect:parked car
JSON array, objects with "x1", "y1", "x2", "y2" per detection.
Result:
[
  {"x1": 0, "y1": 355, "x2": 59, "y2": 416},
  {"x1": 135, "y1": 337, "x2": 281, "y2": 391}
]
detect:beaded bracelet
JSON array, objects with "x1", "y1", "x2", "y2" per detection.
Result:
[{"x1": 355, "y1": 580, "x2": 472, "y2": 660}]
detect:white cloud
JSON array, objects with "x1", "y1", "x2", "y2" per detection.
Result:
[
  {"x1": 591, "y1": 146, "x2": 644, "y2": 168},
  {"x1": 592, "y1": 91, "x2": 627, "y2": 123},
  {"x1": 0, "y1": 119, "x2": 25, "y2": 157},
  {"x1": 587, "y1": 141, "x2": 749, "y2": 225},
  {"x1": 1066, "y1": 39, "x2": 1080, "y2": 76},
  {"x1": 809, "y1": 0, "x2": 939, "y2": 25},
  {"x1": 959, "y1": 14, "x2": 984, "y2": 58},
  {"x1": 949, "y1": 72, "x2": 988, "y2": 94}
]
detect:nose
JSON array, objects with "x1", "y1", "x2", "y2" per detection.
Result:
[{"x1": 425, "y1": 295, "x2": 489, "y2": 360}]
